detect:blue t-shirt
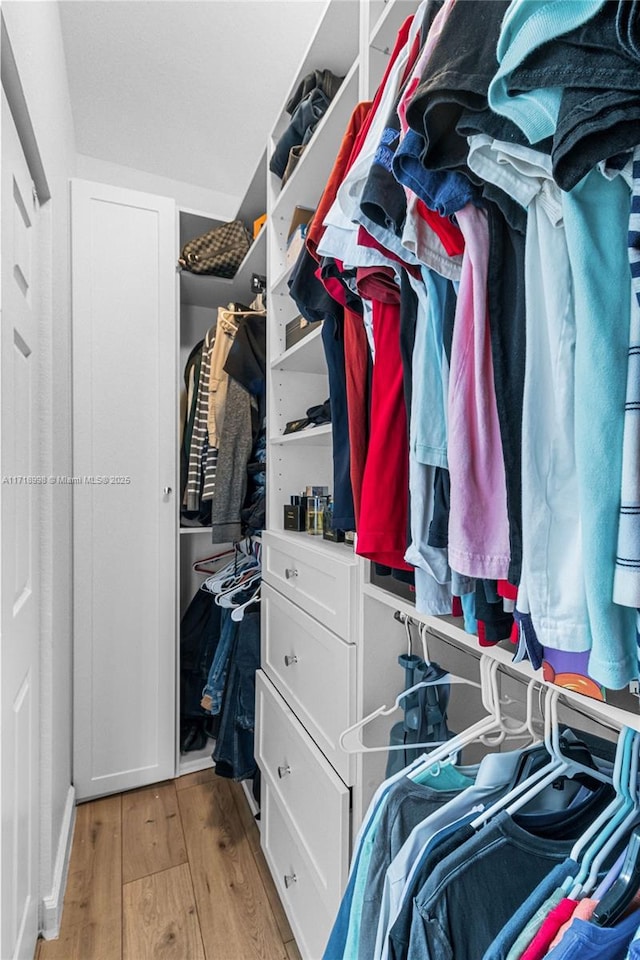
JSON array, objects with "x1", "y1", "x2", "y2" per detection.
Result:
[{"x1": 545, "y1": 910, "x2": 640, "y2": 960}]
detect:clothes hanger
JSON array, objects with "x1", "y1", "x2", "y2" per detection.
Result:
[
  {"x1": 339, "y1": 655, "x2": 521, "y2": 757},
  {"x1": 192, "y1": 545, "x2": 236, "y2": 574},
  {"x1": 402, "y1": 659, "x2": 538, "y2": 778},
  {"x1": 568, "y1": 728, "x2": 639, "y2": 899},
  {"x1": 230, "y1": 587, "x2": 261, "y2": 622},
  {"x1": 591, "y1": 826, "x2": 640, "y2": 927},
  {"x1": 562, "y1": 726, "x2": 630, "y2": 893},
  {"x1": 416, "y1": 621, "x2": 535, "y2": 747},
  {"x1": 339, "y1": 670, "x2": 483, "y2": 755},
  {"x1": 579, "y1": 730, "x2": 640, "y2": 896},
  {"x1": 471, "y1": 687, "x2": 569, "y2": 830},
  {"x1": 200, "y1": 551, "x2": 259, "y2": 595},
  {"x1": 249, "y1": 292, "x2": 267, "y2": 313},
  {"x1": 222, "y1": 301, "x2": 262, "y2": 318},
  {"x1": 215, "y1": 570, "x2": 262, "y2": 608},
  {"x1": 501, "y1": 688, "x2": 613, "y2": 818}
]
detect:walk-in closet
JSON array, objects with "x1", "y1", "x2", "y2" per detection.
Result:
[{"x1": 4, "y1": 2, "x2": 640, "y2": 959}]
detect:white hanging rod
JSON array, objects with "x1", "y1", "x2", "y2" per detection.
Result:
[{"x1": 388, "y1": 606, "x2": 638, "y2": 738}]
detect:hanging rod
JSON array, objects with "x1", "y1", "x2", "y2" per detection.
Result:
[
  {"x1": 390, "y1": 607, "x2": 639, "y2": 737},
  {"x1": 371, "y1": 43, "x2": 392, "y2": 56}
]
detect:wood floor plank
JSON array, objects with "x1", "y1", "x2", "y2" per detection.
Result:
[
  {"x1": 123, "y1": 863, "x2": 204, "y2": 960},
  {"x1": 37, "y1": 921, "x2": 121, "y2": 960},
  {"x1": 175, "y1": 768, "x2": 216, "y2": 791},
  {"x1": 229, "y1": 782, "x2": 294, "y2": 944},
  {"x1": 284, "y1": 939, "x2": 303, "y2": 960},
  {"x1": 178, "y1": 780, "x2": 288, "y2": 960},
  {"x1": 122, "y1": 782, "x2": 186, "y2": 883},
  {"x1": 39, "y1": 795, "x2": 122, "y2": 960}
]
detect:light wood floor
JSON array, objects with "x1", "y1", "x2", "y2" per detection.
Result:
[{"x1": 36, "y1": 769, "x2": 301, "y2": 960}]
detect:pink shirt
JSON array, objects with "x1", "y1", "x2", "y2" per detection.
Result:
[
  {"x1": 520, "y1": 898, "x2": 579, "y2": 960},
  {"x1": 447, "y1": 204, "x2": 510, "y2": 579},
  {"x1": 549, "y1": 897, "x2": 598, "y2": 950}
]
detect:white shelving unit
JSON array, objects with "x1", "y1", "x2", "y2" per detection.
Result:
[
  {"x1": 176, "y1": 148, "x2": 267, "y2": 774},
  {"x1": 256, "y1": 5, "x2": 423, "y2": 958},
  {"x1": 271, "y1": 326, "x2": 325, "y2": 374},
  {"x1": 269, "y1": 423, "x2": 333, "y2": 446}
]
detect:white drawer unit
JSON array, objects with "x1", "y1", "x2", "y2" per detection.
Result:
[
  {"x1": 262, "y1": 782, "x2": 334, "y2": 960},
  {"x1": 256, "y1": 670, "x2": 350, "y2": 915},
  {"x1": 262, "y1": 581, "x2": 356, "y2": 784},
  {"x1": 262, "y1": 530, "x2": 358, "y2": 642}
]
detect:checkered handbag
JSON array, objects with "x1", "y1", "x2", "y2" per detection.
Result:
[{"x1": 178, "y1": 220, "x2": 252, "y2": 278}]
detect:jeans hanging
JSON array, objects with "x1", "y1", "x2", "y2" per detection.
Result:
[{"x1": 212, "y1": 610, "x2": 261, "y2": 781}]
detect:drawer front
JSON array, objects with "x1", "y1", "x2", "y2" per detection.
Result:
[
  {"x1": 256, "y1": 671, "x2": 349, "y2": 913},
  {"x1": 262, "y1": 582, "x2": 355, "y2": 785},
  {"x1": 262, "y1": 783, "x2": 334, "y2": 960},
  {"x1": 262, "y1": 530, "x2": 357, "y2": 641}
]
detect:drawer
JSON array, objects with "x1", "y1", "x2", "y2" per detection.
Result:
[
  {"x1": 262, "y1": 530, "x2": 357, "y2": 641},
  {"x1": 262, "y1": 582, "x2": 355, "y2": 785},
  {"x1": 262, "y1": 782, "x2": 334, "y2": 960},
  {"x1": 256, "y1": 671, "x2": 349, "y2": 914}
]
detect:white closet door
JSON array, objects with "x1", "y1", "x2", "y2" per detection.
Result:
[
  {"x1": 1, "y1": 90, "x2": 41, "y2": 960},
  {"x1": 71, "y1": 180, "x2": 176, "y2": 800}
]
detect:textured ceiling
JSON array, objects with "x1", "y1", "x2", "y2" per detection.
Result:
[{"x1": 59, "y1": 0, "x2": 324, "y2": 203}]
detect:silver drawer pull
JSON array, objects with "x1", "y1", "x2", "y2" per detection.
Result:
[
  {"x1": 284, "y1": 654, "x2": 298, "y2": 667},
  {"x1": 284, "y1": 873, "x2": 297, "y2": 888},
  {"x1": 277, "y1": 764, "x2": 291, "y2": 779},
  {"x1": 284, "y1": 567, "x2": 298, "y2": 580}
]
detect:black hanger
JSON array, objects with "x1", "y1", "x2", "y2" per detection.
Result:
[
  {"x1": 506, "y1": 732, "x2": 600, "y2": 795},
  {"x1": 591, "y1": 827, "x2": 640, "y2": 927}
]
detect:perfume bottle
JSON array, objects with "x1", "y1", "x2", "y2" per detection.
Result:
[{"x1": 305, "y1": 495, "x2": 326, "y2": 536}]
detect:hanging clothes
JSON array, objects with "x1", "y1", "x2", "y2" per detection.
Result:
[{"x1": 285, "y1": 0, "x2": 640, "y2": 691}]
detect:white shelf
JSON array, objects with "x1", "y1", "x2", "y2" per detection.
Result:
[
  {"x1": 362, "y1": 582, "x2": 640, "y2": 734},
  {"x1": 370, "y1": 0, "x2": 415, "y2": 52},
  {"x1": 268, "y1": 0, "x2": 360, "y2": 143},
  {"x1": 179, "y1": 210, "x2": 225, "y2": 249},
  {"x1": 180, "y1": 270, "x2": 233, "y2": 310},
  {"x1": 234, "y1": 221, "x2": 267, "y2": 295},
  {"x1": 270, "y1": 527, "x2": 356, "y2": 562},
  {"x1": 271, "y1": 327, "x2": 325, "y2": 374},
  {"x1": 178, "y1": 745, "x2": 214, "y2": 777},
  {"x1": 179, "y1": 526, "x2": 213, "y2": 535},
  {"x1": 236, "y1": 147, "x2": 268, "y2": 228},
  {"x1": 271, "y1": 260, "x2": 296, "y2": 296},
  {"x1": 179, "y1": 224, "x2": 267, "y2": 310},
  {"x1": 269, "y1": 423, "x2": 332, "y2": 446},
  {"x1": 270, "y1": 57, "x2": 360, "y2": 223}
]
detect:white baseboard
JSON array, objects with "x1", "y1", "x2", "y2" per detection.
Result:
[
  {"x1": 41, "y1": 785, "x2": 76, "y2": 940},
  {"x1": 178, "y1": 748, "x2": 215, "y2": 778}
]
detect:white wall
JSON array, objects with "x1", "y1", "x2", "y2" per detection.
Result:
[
  {"x1": 76, "y1": 153, "x2": 240, "y2": 220},
  {"x1": 1, "y1": 0, "x2": 77, "y2": 936}
]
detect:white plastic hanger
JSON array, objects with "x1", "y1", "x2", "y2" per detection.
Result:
[
  {"x1": 396, "y1": 659, "x2": 537, "y2": 777},
  {"x1": 339, "y1": 670, "x2": 482, "y2": 756},
  {"x1": 472, "y1": 687, "x2": 565, "y2": 829},
  {"x1": 215, "y1": 570, "x2": 262, "y2": 608},
  {"x1": 472, "y1": 686, "x2": 614, "y2": 830},
  {"x1": 230, "y1": 588, "x2": 261, "y2": 622},
  {"x1": 339, "y1": 654, "x2": 526, "y2": 757},
  {"x1": 200, "y1": 550, "x2": 259, "y2": 596}
]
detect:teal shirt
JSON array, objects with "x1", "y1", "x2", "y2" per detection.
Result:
[{"x1": 488, "y1": 0, "x2": 605, "y2": 143}]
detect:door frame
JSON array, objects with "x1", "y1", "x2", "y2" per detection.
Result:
[{"x1": 1, "y1": 11, "x2": 75, "y2": 944}]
